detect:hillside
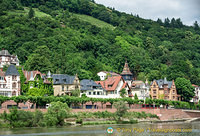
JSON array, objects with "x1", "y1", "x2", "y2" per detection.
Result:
[{"x1": 0, "y1": 0, "x2": 200, "y2": 85}]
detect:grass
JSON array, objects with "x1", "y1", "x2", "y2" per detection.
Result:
[
  {"x1": 7, "y1": 7, "x2": 51, "y2": 18},
  {"x1": 72, "y1": 13, "x2": 115, "y2": 30},
  {"x1": 7, "y1": 7, "x2": 114, "y2": 30}
]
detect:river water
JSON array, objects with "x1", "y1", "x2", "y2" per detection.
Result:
[{"x1": 0, "y1": 122, "x2": 200, "y2": 136}]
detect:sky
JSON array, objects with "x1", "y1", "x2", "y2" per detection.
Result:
[{"x1": 95, "y1": 0, "x2": 200, "y2": 26}]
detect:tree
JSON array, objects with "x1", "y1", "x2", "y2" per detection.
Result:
[
  {"x1": 24, "y1": 46, "x2": 52, "y2": 73},
  {"x1": 44, "y1": 101, "x2": 70, "y2": 126},
  {"x1": 28, "y1": 7, "x2": 35, "y2": 18},
  {"x1": 113, "y1": 101, "x2": 129, "y2": 120},
  {"x1": 71, "y1": 89, "x2": 80, "y2": 97},
  {"x1": 134, "y1": 93, "x2": 138, "y2": 100},
  {"x1": 175, "y1": 78, "x2": 195, "y2": 102},
  {"x1": 120, "y1": 88, "x2": 126, "y2": 98},
  {"x1": 193, "y1": 21, "x2": 199, "y2": 31}
]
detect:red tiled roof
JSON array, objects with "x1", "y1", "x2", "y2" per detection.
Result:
[
  {"x1": 192, "y1": 84, "x2": 198, "y2": 87},
  {"x1": 96, "y1": 76, "x2": 123, "y2": 91},
  {"x1": 122, "y1": 82, "x2": 127, "y2": 89},
  {"x1": 23, "y1": 70, "x2": 43, "y2": 82}
]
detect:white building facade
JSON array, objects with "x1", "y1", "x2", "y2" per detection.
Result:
[
  {"x1": 131, "y1": 81, "x2": 149, "y2": 101},
  {"x1": 0, "y1": 49, "x2": 19, "y2": 68},
  {"x1": 0, "y1": 65, "x2": 20, "y2": 97},
  {"x1": 191, "y1": 84, "x2": 200, "y2": 103}
]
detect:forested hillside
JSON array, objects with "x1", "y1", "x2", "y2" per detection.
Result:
[{"x1": 0, "y1": 0, "x2": 200, "y2": 84}]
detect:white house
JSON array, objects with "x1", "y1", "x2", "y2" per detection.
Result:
[
  {"x1": 96, "y1": 76, "x2": 132, "y2": 98},
  {"x1": 0, "y1": 49, "x2": 19, "y2": 68},
  {"x1": 0, "y1": 65, "x2": 20, "y2": 97},
  {"x1": 131, "y1": 80, "x2": 149, "y2": 101},
  {"x1": 80, "y1": 79, "x2": 105, "y2": 98},
  {"x1": 97, "y1": 71, "x2": 119, "y2": 81},
  {"x1": 191, "y1": 84, "x2": 200, "y2": 103}
]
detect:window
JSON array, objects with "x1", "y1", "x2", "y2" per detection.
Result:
[
  {"x1": 75, "y1": 85, "x2": 79, "y2": 90},
  {"x1": 165, "y1": 96, "x2": 168, "y2": 100},
  {"x1": 63, "y1": 79, "x2": 66, "y2": 82},
  {"x1": 93, "y1": 92, "x2": 96, "y2": 95},
  {"x1": 12, "y1": 75, "x2": 17, "y2": 80},
  {"x1": 97, "y1": 92, "x2": 100, "y2": 95},
  {"x1": 173, "y1": 96, "x2": 175, "y2": 99},
  {"x1": 89, "y1": 92, "x2": 91, "y2": 95},
  {"x1": 62, "y1": 85, "x2": 64, "y2": 91},
  {"x1": 12, "y1": 82, "x2": 16, "y2": 88},
  {"x1": 153, "y1": 96, "x2": 156, "y2": 99},
  {"x1": 56, "y1": 79, "x2": 59, "y2": 82},
  {"x1": 168, "y1": 90, "x2": 170, "y2": 94},
  {"x1": 173, "y1": 90, "x2": 175, "y2": 94},
  {"x1": 108, "y1": 85, "x2": 112, "y2": 88},
  {"x1": 165, "y1": 91, "x2": 167, "y2": 94},
  {"x1": 153, "y1": 90, "x2": 156, "y2": 94}
]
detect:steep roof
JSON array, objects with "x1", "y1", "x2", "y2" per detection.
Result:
[
  {"x1": 5, "y1": 65, "x2": 19, "y2": 76},
  {"x1": 132, "y1": 80, "x2": 146, "y2": 89},
  {"x1": 96, "y1": 76, "x2": 123, "y2": 91},
  {"x1": 151, "y1": 78, "x2": 173, "y2": 88},
  {"x1": 52, "y1": 74, "x2": 76, "y2": 85},
  {"x1": 81, "y1": 79, "x2": 101, "y2": 91},
  {"x1": 23, "y1": 70, "x2": 43, "y2": 82},
  {"x1": 121, "y1": 61, "x2": 132, "y2": 75},
  {"x1": 0, "y1": 50, "x2": 11, "y2": 56}
]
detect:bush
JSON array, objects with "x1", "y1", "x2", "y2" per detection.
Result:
[{"x1": 76, "y1": 118, "x2": 83, "y2": 124}]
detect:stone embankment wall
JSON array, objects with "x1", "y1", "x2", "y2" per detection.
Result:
[{"x1": 1, "y1": 100, "x2": 200, "y2": 121}]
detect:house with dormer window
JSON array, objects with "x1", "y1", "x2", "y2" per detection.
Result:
[
  {"x1": 0, "y1": 65, "x2": 20, "y2": 97},
  {"x1": 23, "y1": 70, "x2": 53, "y2": 92},
  {"x1": 96, "y1": 76, "x2": 131, "y2": 98},
  {"x1": 0, "y1": 49, "x2": 19, "y2": 68},
  {"x1": 150, "y1": 77, "x2": 180, "y2": 101},
  {"x1": 52, "y1": 74, "x2": 80, "y2": 96}
]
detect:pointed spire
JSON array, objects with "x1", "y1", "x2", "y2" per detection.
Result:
[
  {"x1": 164, "y1": 77, "x2": 167, "y2": 84},
  {"x1": 121, "y1": 60, "x2": 132, "y2": 75},
  {"x1": 47, "y1": 71, "x2": 51, "y2": 78},
  {"x1": 29, "y1": 71, "x2": 34, "y2": 81},
  {"x1": 145, "y1": 79, "x2": 148, "y2": 84}
]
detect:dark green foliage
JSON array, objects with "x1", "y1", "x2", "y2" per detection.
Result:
[
  {"x1": 28, "y1": 7, "x2": 35, "y2": 18},
  {"x1": 134, "y1": 94, "x2": 138, "y2": 100},
  {"x1": 0, "y1": 0, "x2": 200, "y2": 85},
  {"x1": 175, "y1": 78, "x2": 195, "y2": 102},
  {"x1": 120, "y1": 88, "x2": 126, "y2": 98}
]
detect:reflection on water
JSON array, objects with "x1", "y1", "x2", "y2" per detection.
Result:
[{"x1": 0, "y1": 122, "x2": 200, "y2": 136}]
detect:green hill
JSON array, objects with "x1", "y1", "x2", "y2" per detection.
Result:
[{"x1": 0, "y1": 0, "x2": 200, "y2": 85}]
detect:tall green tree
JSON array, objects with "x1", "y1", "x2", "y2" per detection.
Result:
[
  {"x1": 175, "y1": 77, "x2": 195, "y2": 102},
  {"x1": 28, "y1": 7, "x2": 35, "y2": 18}
]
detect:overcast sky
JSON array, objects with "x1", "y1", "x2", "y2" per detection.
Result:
[{"x1": 95, "y1": 0, "x2": 200, "y2": 26}]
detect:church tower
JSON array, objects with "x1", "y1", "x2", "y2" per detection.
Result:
[{"x1": 121, "y1": 60, "x2": 133, "y2": 81}]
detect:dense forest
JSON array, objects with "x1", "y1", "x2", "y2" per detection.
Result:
[{"x1": 0, "y1": 0, "x2": 200, "y2": 84}]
